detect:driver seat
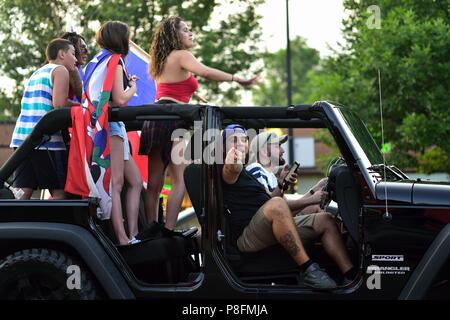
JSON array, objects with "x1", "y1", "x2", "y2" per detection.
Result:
[{"x1": 328, "y1": 163, "x2": 361, "y2": 243}]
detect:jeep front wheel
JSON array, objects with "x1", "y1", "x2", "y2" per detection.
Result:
[{"x1": 0, "y1": 248, "x2": 98, "y2": 300}]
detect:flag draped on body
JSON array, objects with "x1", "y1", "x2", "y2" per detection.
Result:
[{"x1": 65, "y1": 49, "x2": 120, "y2": 219}]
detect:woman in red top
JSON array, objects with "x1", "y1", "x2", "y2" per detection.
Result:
[{"x1": 139, "y1": 16, "x2": 259, "y2": 230}]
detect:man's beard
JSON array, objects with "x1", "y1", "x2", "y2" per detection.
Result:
[{"x1": 269, "y1": 154, "x2": 285, "y2": 166}]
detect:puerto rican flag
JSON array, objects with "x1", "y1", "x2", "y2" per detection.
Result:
[
  {"x1": 65, "y1": 44, "x2": 156, "y2": 218},
  {"x1": 65, "y1": 50, "x2": 120, "y2": 219}
]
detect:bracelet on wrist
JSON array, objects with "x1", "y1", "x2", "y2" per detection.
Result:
[{"x1": 231, "y1": 74, "x2": 234, "y2": 82}]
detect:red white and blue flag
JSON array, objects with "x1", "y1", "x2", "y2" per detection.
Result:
[
  {"x1": 65, "y1": 50, "x2": 120, "y2": 219},
  {"x1": 65, "y1": 43, "x2": 157, "y2": 218}
]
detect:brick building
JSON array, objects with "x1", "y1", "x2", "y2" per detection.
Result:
[{"x1": 0, "y1": 122, "x2": 15, "y2": 166}]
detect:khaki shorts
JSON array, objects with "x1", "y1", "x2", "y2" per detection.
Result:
[{"x1": 237, "y1": 207, "x2": 317, "y2": 253}]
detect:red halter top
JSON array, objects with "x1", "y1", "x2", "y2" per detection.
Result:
[{"x1": 156, "y1": 74, "x2": 198, "y2": 103}]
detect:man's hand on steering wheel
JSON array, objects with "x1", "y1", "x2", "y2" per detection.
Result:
[
  {"x1": 312, "y1": 177, "x2": 328, "y2": 193},
  {"x1": 310, "y1": 190, "x2": 329, "y2": 205}
]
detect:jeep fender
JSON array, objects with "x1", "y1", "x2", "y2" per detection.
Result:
[
  {"x1": 0, "y1": 222, "x2": 134, "y2": 299},
  {"x1": 399, "y1": 223, "x2": 450, "y2": 300}
]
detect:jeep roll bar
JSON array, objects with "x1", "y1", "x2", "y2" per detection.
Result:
[
  {"x1": 0, "y1": 108, "x2": 72, "y2": 185},
  {"x1": 0, "y1": 103, "x2": 330, "y2": 185},
  {"x1": 0, "y1": 104, "x2": 205, "y2": 185}
]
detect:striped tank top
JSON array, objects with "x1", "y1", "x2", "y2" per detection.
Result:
[{"x1": 10, "y1": 64, "x2": 66, "y2": 150}]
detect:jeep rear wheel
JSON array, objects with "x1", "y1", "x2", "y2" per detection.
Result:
[{"x1": 0, "y1": 248, "x2": 98, "y2": 300}]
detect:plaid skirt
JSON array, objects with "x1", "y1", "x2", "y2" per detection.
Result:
[{"x1": 138, "y1": 100, "x2": 189, "y2": 168}]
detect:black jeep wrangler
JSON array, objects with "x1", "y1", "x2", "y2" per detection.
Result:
[{"x1": 0, "y1": 101, "x2": 448, "y2": 300}]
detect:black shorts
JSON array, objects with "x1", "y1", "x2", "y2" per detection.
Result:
[{"x1": 12, "y1": 149, "x2": 68, "y2": 190}]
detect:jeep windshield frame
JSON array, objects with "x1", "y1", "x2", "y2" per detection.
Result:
[
  {"x1": 338, "y1": 108, "x2": 384, "y2": 166},
  {"x1": 320, "y1": 101, "x2": 385, "y2": 196}
]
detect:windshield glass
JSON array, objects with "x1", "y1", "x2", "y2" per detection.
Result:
[{"x1": 339, "y1": 109, "x2": 384, "y2": 165}]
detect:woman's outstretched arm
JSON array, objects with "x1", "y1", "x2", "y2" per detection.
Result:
[{"x1": 176, "y1": 50, "x2": 259, "y2": 86}]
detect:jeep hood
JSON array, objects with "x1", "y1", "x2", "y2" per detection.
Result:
[{"x1": 375, "y1": 180, "x2": 450, "y2": 206}]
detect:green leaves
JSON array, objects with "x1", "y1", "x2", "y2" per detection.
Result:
[
  {"x1": 0, "y1": 0, "x2": 263, "y2": 115},
  {"x1": 252, "y1": 36, "x2": 321, "y2": 106},
  {"x1": 251, "y1": 0, "x2": 449, "y2": 174},
  {"x1": 0, "y1": 0, "x2": 73, "y2": 115},
  {"x1": 310, "y1": 0, "x2": 450, "y2": 173},
  {"x1": 417, "y1": 147, "x2": 450, "y2": 174}
]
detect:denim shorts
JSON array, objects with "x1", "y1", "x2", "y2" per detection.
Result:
[{"x1": 109, "y1": 121, "x2": 130, "y2": 161}]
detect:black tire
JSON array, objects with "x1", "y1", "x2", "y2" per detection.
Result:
[{"x1": 0, "y1": 248, "x2": 99, "y2": 300}]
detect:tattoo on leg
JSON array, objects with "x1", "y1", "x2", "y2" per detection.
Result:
[{"x1": 280, "y1": 231, "x2": 300, "y2": 257}]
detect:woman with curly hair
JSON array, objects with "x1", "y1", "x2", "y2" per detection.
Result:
[{"x1": 139, "y1": 16, "x2": 259, "y2": 230}]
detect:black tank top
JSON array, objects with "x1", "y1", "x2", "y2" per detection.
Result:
[
  {"x1": 221, "y1": 166, "x2": 271, "y2": 242},
  {"x1": 110, "y1": 59, "x2": 129, "y2": 101}
]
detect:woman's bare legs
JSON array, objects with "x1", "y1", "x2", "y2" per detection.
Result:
[
  {"x1": 144, "y1": 147, "x2": 166, "y2": 224},
  {"x1": 110, "y1": 136, "x2": 129, "y2": 245},
  {"x1": 50, "y1": 189, "x2": 66, "y2": 199},
  {"x1": 124, "y1": 156, "x2": 142, "y2": 239},
  {"x1": 20, "y1": 188, "x2": 33, "y2": 199},
  {"x1": 165, "y1": 157, "x2": 187, "y2": 229},
  {"x1": 144, "y1": 139, "x2": 186, "y2": 230}
]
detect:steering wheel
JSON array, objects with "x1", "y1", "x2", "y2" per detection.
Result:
[
  {"x1": 319, "y1": 156, "x2": 346, "y2": 210},
  {"x1": 319, "y1": 185, "x2": 332, "y2": 210}
]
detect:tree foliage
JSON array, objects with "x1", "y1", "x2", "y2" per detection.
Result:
[
  {"x1": 0, "y1": 0, "x2": 264, "y2": 115},
  {"x1": 252, "y1": 0, "x2": 449, "y2": 173},
  {"x1": 252, "y1": 36, "x2": 320, "y2": 106},
  {"x1": 307, "y1": 0, "x2": 450, "y2": 173},
  {"x1": 0, "y1": 0, "x2": 72, "y2": 115}
]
